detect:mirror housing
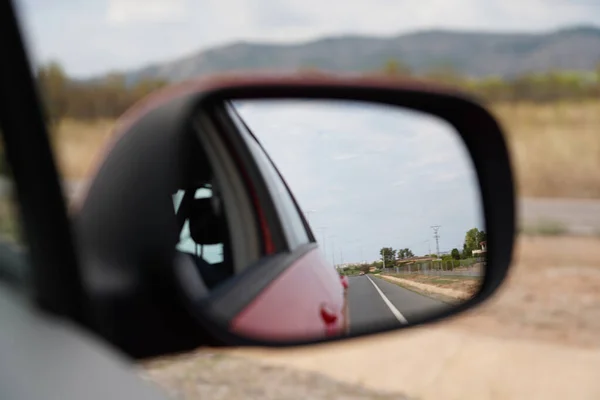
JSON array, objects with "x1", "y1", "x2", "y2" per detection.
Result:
[{"x1": 73, "y1": 74, "x2": 516, "y2": 359}]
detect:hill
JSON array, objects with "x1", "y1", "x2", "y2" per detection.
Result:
[{"x1": 118, "y1": 25, "x2": 600, "y2": 83}]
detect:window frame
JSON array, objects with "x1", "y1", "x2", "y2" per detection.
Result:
[
  {"x1": 224, "y1": 102, "x2": 316, "y2": 251},
  {"x1": 189, "y1": 112, "x2": 263, "y2": 276}
]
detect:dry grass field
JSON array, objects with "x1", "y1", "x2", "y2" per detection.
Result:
[
  {"x1": 448, "y1": 235, "x2": 600, "y2": 348},
  {"x1": 49, "y1": 118, "x2": 115, "y2": 180},
  {"x1": 491, "y1": 100, "x2": 600, "y2": 198}
]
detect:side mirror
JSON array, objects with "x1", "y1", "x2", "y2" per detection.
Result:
[{"x1": 73, "y1": 74, "x2": 515, "y2": 359}]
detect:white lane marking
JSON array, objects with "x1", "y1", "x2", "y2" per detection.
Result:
[{"x1": 366, "y1": 275, "x2": 408, "y2": 324}]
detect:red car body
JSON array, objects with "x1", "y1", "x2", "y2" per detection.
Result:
[{"x1": 231, "y1": 249, "x2": 349, "y2": 340}]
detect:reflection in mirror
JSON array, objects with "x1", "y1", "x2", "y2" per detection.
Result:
[
  {"x1": 232, "y1": 99, "x2": 485, "y2": 337},
  {"x1": 181, "y1": 98, "x2": 485, "y2": 342}
]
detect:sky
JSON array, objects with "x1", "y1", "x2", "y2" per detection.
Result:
[
  {"x1": 14, "y1": 0, "x2": 600, "y2": 77},
  {"x1": 234, "y1": 100, "x2": 484, "y2": 264}
]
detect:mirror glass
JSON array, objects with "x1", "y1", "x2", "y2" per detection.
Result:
[{"x1": 181, "y1": 98, "x2": 486, "y2": 341}]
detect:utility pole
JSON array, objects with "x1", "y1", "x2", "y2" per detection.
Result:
[{"x1": 431, "y1": 226, "x2": 441, "y2": 258}]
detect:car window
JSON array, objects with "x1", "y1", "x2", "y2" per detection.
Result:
[
  {"x1": 172, "y1": 187, "x2": 224, "y2": 265},
  {"x1": 226, "y1": 105, "x2": 311, "y2": 251}
]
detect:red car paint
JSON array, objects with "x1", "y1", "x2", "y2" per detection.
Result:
[
  {"x1": 340, "y1": 275, "x2": 349, "y2": 289},
  {"x1": 230, "y1": 247, "x2": 348, "y2": 341}
]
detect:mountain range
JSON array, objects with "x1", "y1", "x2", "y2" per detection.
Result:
[{"x1": 114, "y1": 25, "x2": 600, "y2": 84}]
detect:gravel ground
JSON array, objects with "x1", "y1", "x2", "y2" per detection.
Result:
[
  {"x1": 142, "y1": 351, "x2": 414, "y2": 400},
  {"x1": 446, "y1": 236, "x2": 600, "y2": 348}
]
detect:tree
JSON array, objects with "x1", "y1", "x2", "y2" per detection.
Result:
[
  {"x1": 131, "y1": 77, "x2": 169, "y2": 100},
  {"x1": 424, "y1": 62, "x2": 463, "y2": 85},
  {"x1": 36, "y1": 61, "x2": 69, "y2": 127},
  {"x1": 461, "y1": 243, "x2": 469, "y2": 259},
  {"x1": 472, "y1": 76, "x2": 511, "y2": 102},
  {"x1": 97, "y1": 73, "x2": 129, "y2": 118},
  {"x1": 463, "y1": 227, "x2": 486, "y2": 258},
  {"x1": 379, "y1": 247, "x2": 396, "y2": 267},
  {"x1": 476, "y1": 230, "x2": 487, "y2": 245},
  {"x1": 298, "y1": 65, "x2": 329, "y2": 77},
  {"x1": 396, "y1": 248, "x2": 415, "y2": 260},
  {"x1": 382, "y1": 58, "x2": 411, "y2": 77},
  {"x1": 451, "y1": 248, "x2": 460, "y2": 260},
  {"x1": 397, "y1": 248, "x2": 405, "y2": 259}
]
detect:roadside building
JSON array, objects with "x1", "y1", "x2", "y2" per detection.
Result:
[
  {"x1": 472, "y1": 241, "x2": 487, "y2": 267},
  {"x1": 472, "y1": 241, "x2": 487, "y2": 257}
]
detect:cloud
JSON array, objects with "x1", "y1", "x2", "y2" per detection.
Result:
[
  {"x1": 430, "y1": 170, "x2": 467, "y2": 183},
  {"x1": 211, "y1": 0, "x2": 600, "y2": 43},
  {"x1": 107, "y1": 0, "x2": 187, "y2": 23},
  {"x1": 332, "y1": 154, "x2": 360, "y2": 161}
]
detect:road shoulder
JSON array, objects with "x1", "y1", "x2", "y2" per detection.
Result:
[{"x1": 376, "y1": 274, "x2": 468, "y2": 304}]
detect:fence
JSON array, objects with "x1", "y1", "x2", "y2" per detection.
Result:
[{"x1": 381, "y1": 258, "x2": 484, "y2": 277}]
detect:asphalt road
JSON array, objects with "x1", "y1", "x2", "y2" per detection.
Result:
[{"x1": 347, "y1": 275, "x2": 451, "y2": 334}]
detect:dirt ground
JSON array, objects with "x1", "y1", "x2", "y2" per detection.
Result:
[
  {"x1": 142, "y1": 352, "x2": 413, "y2": 400},
  {"x1": 383, "y1": 273, "x2": 481, "y2": 299},
  {"x1": 445, "y1": 235, "x2": 600, "y2": 348}
]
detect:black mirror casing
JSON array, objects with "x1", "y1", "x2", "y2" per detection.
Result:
[{"x1": 73, "y1": 74, "x2": 516, "y2": 359}]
